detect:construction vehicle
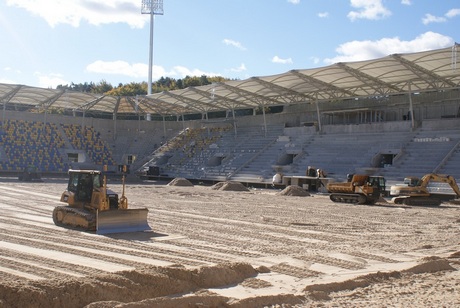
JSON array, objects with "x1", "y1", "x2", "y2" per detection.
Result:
[
  {"x1": 327, "y1": 174, "x2": 386, "y2": 205},
  {"x1": 53, "y1": 167, "x2": 150, "y2": 234},
  {"x1": 390, "y1": 173, "x2": 460, "y2": 206}
]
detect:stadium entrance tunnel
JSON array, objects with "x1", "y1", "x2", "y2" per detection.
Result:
[
  {"x1": 373, "y1": 152, "x2": 398, "y2": 168},
  {"x1": 207, "y1": 155, "x2": 225, "y2": 167}
]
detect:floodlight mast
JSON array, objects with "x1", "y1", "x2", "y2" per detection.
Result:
[{"x1": 141, "y1": 0, "x2": 164, "y2": 95}]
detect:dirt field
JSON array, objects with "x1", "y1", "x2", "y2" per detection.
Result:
[{"x1": 1, "y1": 177, "x2": 459, "y2": 307}]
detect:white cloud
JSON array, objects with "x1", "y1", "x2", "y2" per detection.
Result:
[
  {"x1": 170, "y1": 66, "x2": 221, "y2": 78},
  {"x1": 34, "y1": 72, "x2": 69, "y2": 88},
  {"x1": 445, "y1": 8, "x2": 460, "y2": 18},
  {"x1": 0, "y1": 77, "x2": 17, "y2": 84},
  {"x1": 401, "y1": 0, "x2": 411, "y2": 5},
  {"x1": 223, "y1": 39, "x2": 246, "y2": 51},
  {"x1": 230, "y1": 63, "x2": 247, "y2": 73},
  {"x1": 287, "y1": 0, "x2": 300, "y2": 4},
  {"x1": 310, "y1": 57, "x2": 320, "y2": 64},
  {"x1": 423, "y1": 8, "x2": 460, "y2": 25},
  {"x1": 347, "y1": 0, "x2": 391, "y2": 21},
  {"x1": 86, "y1": 60, "x2": 220, "y2": 80},
  {"x1": 86, "y1": 60, "x2": 149, "y2": 77},
  {"x1": 422, "y1": 13, "x2": 447, "y2": 25},
  {"x1": 6, "y1": 0, "x2": 147, "y2": 28},
  {"x1": 324, "y1": 32, "x2": 454, "y2": 64},
  {"x1": 318, "y1": 12, "x2": 329, "y2": 18},
  {"x1": 272, "y1": 56, "x2": 293, "y2": 64}
]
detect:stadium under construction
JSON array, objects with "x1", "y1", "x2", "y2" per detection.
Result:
[{"x1": 1, "y1": 45, "x2": 460, "y2": 187}]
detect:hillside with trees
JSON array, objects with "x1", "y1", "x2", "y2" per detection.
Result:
[{"x1": 56, "y1": 75, "x2": 232, "y2": 96}]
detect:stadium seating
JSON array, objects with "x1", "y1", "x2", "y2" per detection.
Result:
[
  {"x1": 0, "y1": 119, "x2": 116, "y2": 173},
  {"x1": 0, "y1": 119, "x2": 68, "y2": 172},
  {"x1": 1, "y1": 116, "x2": 460, "y2": 185},
  {"x1": 139, "y1": 121, "x2": 460, "y2": 184},
  {"x1": 61, "y1": 124, "x2": 116, "y2": 166}
]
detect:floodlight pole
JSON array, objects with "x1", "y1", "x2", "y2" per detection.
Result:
[{"x1": 142, "y1": 0, "x2": 164, "y2": 95}]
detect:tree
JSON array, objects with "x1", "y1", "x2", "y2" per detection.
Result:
[{"x1": 57, "y1": 75, "x2": 235, "y2": 96}]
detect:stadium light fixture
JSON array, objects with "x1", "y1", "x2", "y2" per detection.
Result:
[{"x1": 141, "y1": 0, "x2": 164, "y2": 95}]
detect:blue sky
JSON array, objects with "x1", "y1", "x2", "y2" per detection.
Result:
[{"x1": 1, "y1": 0, "x2": 459, "y2": 88}]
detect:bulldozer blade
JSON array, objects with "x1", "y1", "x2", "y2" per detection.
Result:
[{"x1": 96, "y1": 208, "x2": 150, "y2": 234}]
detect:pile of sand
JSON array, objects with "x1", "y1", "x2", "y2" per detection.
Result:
[
  {"x1": 2, "y1": 258, "x2": 454, "y2": 308},
  {"x1": 277, "y1": 185, "x2": 311, "y2": 196},
  {"x1": 0, "y1": 263, "x2": 258, "y2": 308},
  {"x1": 167, "y1": 177, "x2": 193, "y2": 186},
  {"x1": 303, "y1": 258, "x2": 456, "y2": 301},
  {"x1": 211, "y1": 181, "x2": 249, "y2": 192}
]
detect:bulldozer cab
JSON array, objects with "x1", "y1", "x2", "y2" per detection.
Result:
[
  {"x1": 368, "y1": 176, "x2": 386, "y2": 191},
  {"x1": 67, "y1": 170, "x2": 102, "y2": 203},
  {"x1": 348, "y1": 175, "x2": 386, "y2": 192}
]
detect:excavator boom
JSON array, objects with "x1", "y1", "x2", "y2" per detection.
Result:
[{"x1": 390, "y1": 173, "x2": 460, "y2": 206}]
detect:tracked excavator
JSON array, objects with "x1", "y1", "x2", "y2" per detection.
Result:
[
  {"x1": 390, "y1": 173, "x2": 460, "y2": 206},
  {"x1": 327, "y1": 174, "x2": 386, "y2": 205},
  {"x1": 53, "y1": 167, "x2": 150, "y2": 234}
]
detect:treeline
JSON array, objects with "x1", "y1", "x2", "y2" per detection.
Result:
[{"x1": 56, "y1": 75, "x2": 232, "y2": 96}]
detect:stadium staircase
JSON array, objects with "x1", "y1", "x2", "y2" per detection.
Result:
[
  {"x1": 285, "y1": 131, "x2": 413, "y2": 180},
  {"x1": 3, "y1": 118, "x2": 460, "y2": 183},
  {"x1": 381, "y1": 128, "x2": 460, "y2": 180},
  {"x1": 138, "y1": 123, "x2": 460, "y2": 184}
]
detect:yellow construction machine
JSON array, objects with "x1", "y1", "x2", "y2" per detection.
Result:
[
  {"x1": 390, "y1": 173, "x2": 460, "y2": 206},
  {"x1": 327, "y1": 174, "x2": 386, "y2": 205},
  {"x1": 53, "y1": 167, "x2": 150, "y2": 234}
]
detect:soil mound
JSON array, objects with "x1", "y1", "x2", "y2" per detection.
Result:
[
  {"x1": 0, "y1": 263, "x2": 256, "y2": 308},
  {"x1": 403, "y1": 258, "x2": 455, "y2": 274},
  {"x1": 167, "y1": 177, "x2": 193, "y2": 186},
  {"x1": 211, "y1": 181, "x2": 249, "y2": 192},
  {"x1": 277, "y1": 185, "x2": 311, "y2": 196},
  {"x1": 304, "y1": 258, "x2": 455, "y2": 298}
]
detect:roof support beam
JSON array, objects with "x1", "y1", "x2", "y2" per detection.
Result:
[
  {"x1": 249, "y1": 77, "x2": 311, "y2": 103},
  {"x1": 391, "y1": 54, "x2": 457, "y2": 89},
  {"x1": 187, "y1": 86, "x2": 241, "y2": 111},
  {"x1": 337, "y1": 63, "x2": 401, "y2": 95},
  {"x1": 290, "y1": 70, "x2": 356, "y2": 99},
  {"x1": 0, "y1": 85, "x2": 22, "y2": 103},
  {"x1": 215, "y1": 82, "x2": 283, "y2": 108},
  {"x1": 159, "y1": 91, "x2": 208, "y2": 114},
  {"x1": 139, "y1": 96, "x2": 185, "y2": 115},
  {"x1": 35, "y1": 90, "x2": 66, "y2": 111},
  {"x1": 75, "y1": 95, "x2": 108, "y2": 112}
]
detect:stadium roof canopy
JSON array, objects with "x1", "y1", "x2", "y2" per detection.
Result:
[{"x1": 1, "y1": 44, "x2": 459, "y2": 118}]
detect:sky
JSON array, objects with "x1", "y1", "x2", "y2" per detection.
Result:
[{"x1": 0, "y1": 0, "x2": 459, "y2": 89}]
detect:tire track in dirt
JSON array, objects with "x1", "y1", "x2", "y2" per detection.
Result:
[
  {"x1": 0, "y1": 215, "x2": 230, "y2": 269},
  {"x1": 2, "y1": 181, "x2": 457, "y2": 287},
  {"x1": 0, "y1": 228, "x2": 208, "y2": 278},
  {"x1": 150, "y1": 207, "x2": 403, "y2": 278},
  {"x1": 0, "y1": 248, "x2": 93, "y2": 280}
]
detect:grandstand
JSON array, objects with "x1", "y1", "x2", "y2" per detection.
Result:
[{"x1": 0, "y1": 45, "x2": 459, "y2": 185}]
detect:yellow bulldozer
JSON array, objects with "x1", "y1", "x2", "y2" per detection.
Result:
[
  {"x1": 390, "y1": 173, "x2": 460, "y2": 206},
  {"x1": 53, "y1": 167, "x2": 150, "y2": 234},
  {"x1": 327, "y1": 174, "x2": 386, "y2": 205}
]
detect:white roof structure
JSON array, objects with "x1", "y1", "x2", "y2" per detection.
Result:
[{"x1": 1, "y1": 44, "x2": 459, "y2": 117}]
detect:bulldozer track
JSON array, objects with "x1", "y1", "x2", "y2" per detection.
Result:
[
  {"x1": 0, "y1": 181, "x2": 459, "y2": 285},
  {"x1": 270, "y1": 263, "x2": 322, "y2": 278}
]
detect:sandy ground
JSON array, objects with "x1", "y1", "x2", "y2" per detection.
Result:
[{"x1": 0, "y1": 177, "x2": 460, "y2": 308}]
